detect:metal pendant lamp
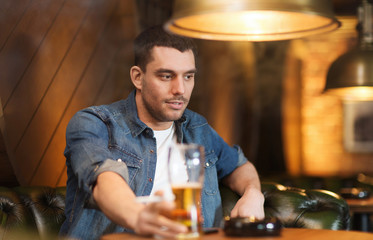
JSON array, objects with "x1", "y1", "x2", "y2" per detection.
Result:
[
  {"x1": 324, "y1": 0, "x2": 373, "y2": 101},
  {"x1": 164, "y1": 0, "x2": 340, "y2": 41}
]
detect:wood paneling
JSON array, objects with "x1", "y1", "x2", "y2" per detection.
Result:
[
  {"x1": 0, "y1": 98, "x2": 17, "y2": 186},
  {"x1": 0, "y1": 0, "x2": 64, "y2": 107},
  {"x1": 0, "y1": 0, "x2": 30, "y2": 49},
  {"x1": 0, "y1": 0, "x2": 138, "y2": 186},
  {"x1": 31, "y1": 3, "x2": 136, "y2": 186}
]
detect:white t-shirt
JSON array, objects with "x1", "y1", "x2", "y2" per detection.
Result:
[{"x1": 150, "y1": 124, "x2": 176, "y2": 199}]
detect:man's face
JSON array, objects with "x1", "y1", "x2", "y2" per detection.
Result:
[{"x1": 135, "y1": 46, "x2": 196, "y2": 130}]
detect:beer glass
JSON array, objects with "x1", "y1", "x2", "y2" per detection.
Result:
[{"x1": 168, "y1": 143, "x2": 205, "y2": 239}]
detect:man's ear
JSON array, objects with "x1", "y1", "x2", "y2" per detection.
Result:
[{"x1": 130, "y1": 66, "x2": 143, "y2": 90}]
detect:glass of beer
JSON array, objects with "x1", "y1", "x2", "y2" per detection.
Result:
[{"x1": 168, "y1": 143, "x2": 205, "y2": 239}]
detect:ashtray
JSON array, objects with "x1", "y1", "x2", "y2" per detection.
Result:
[{"x1": 223, "y1": 216, "x2": 282, "y2": 237}]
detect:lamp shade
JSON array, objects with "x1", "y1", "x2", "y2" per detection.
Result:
[
  {"x1": 325, "y1": 47, "x2": 373, "y2": 100},
  {"x1": 324, "y1": 0, "x2": 373, "y2": 100},
  {"x1": 164, "y1": 0, "x2": 340, "y2": 41}
]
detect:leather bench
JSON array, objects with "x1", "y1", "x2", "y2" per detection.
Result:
[{"x1": 0, "y1": 182, "x2": 350, "y2": 239}]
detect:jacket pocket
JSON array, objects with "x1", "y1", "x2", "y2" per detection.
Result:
[{"x1": 109, "y1": 146, "x2": 142, "y2": 185}]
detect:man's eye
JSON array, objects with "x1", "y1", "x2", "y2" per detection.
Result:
[
  {"x1": 160, "y1": 74, "x2": 173, "y2": 80},
  {"x1": 184, "y1": 74, "x2": 194, "y2": 80}
]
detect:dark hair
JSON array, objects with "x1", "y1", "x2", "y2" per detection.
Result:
[{"x1": 134, "y1": 25, "x2": 198, "y2": 72}]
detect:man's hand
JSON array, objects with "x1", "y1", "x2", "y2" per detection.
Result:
[
  {"x1": 222, "y1": 161, "x2": 265, "y2": 220},
  {"x1": 93, "y1": 172, "x2": 187, "y2": 238},
  {"x1": 230, "y1": 187, "x2": 265, "y2": 219},
  {"x1": 134, "y1": 198, "x2": 188, "y2": 238}
]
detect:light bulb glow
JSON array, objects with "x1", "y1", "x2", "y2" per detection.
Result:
[{"x1": 326, "y1": 87, "x2": 373, "y2": 101}]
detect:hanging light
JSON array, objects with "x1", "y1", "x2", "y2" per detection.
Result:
[
  {"x1": 324, "y1": 0, "x2": 373, "y2": 100},
  {"x1": 163, "y1": 0, "x2": 340, "y2": 41}
]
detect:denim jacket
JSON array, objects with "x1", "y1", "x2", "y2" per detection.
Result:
[{"x1": 60, "y1": 91, "x2": 248, "y2": 239}]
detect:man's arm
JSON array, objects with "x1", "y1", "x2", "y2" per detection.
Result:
[
  {"x1": 221, "y1": 161, "x2": 265, "y2": 219},
  {"x1": 93, "y1": 171, "x2": 187, "y2": 237}
]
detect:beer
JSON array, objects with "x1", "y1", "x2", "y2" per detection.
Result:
[
  {"x1": 171, "y1": 183, "x2": 202, "y2": 238},
  {"x1": 168, "y1": 144, "x2": 205, "y2": 239}
]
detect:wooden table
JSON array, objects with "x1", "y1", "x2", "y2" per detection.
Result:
[
  {"x1": 346, "y1": 197, "x2": 373, "y2": 232},
  {"x1": 101, "y1": 228, "x2": 373, "y2": 240}
]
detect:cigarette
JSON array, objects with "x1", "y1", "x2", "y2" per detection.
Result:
[{"x1": 135, "y1": 195, "x2": 164, "y2": 203}]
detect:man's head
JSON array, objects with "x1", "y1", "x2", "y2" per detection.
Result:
[
  {"x1": 134, "y1": 25, "x2": 197, "y2": 72},
  {"x1": 130, "y1": 26, "x2": 197, "y2": 130}
]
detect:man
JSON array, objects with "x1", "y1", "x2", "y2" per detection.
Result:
[{"x1": 59, "y1": 25, "x2": 264, "y2": 239}]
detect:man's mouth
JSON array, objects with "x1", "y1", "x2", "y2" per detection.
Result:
[{"x1": 166, "y1": 99, "x2": 186, "y2": 110}]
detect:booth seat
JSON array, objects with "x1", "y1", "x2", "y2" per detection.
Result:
[
  {"x1": 0, "y1": 186, "x2": 66, "y2": 240},
  {"x1": 261, "y1": 174, "x2": 373, "y2": 194},
  {"x1": 260, "y1": 174, "x2": 373, "y2": 232},
  {"x1": 0, "y1": 182, "x2": 350, "y2": 240},
  {"x1": 221, "y1": 182, "x2": 350, "y2": 230}
]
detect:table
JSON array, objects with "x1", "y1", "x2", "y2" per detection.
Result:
[
  {"x1": 101, "y1": 228, "x2": 373, "y2": 240},
  {"x1": 346, "y1": 197, "x2": 373, "y2": 232}
]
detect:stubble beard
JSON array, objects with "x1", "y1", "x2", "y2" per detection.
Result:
[{"x1": 143, "y1": 95, "x2": 188, "y2": 123}]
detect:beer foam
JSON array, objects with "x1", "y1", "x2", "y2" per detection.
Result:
[{"x1": 171, "y1": 182, "x2": 202, "y2": 189}]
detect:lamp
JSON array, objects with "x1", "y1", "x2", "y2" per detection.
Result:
[
  {"x1": 324, "y1": 0, "x2": 373, "y2": 100},
  {"x1": 164, "y1": 0, "x2": 340, "y2": 41}
]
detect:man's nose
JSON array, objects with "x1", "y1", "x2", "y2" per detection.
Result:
[{"x1": 171, "y1": 76, "x2": 185, "y2": 95}]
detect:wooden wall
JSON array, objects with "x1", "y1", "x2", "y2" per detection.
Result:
[{"x1": 0, "y1": 0, "x2": 137, "y2": 186}]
